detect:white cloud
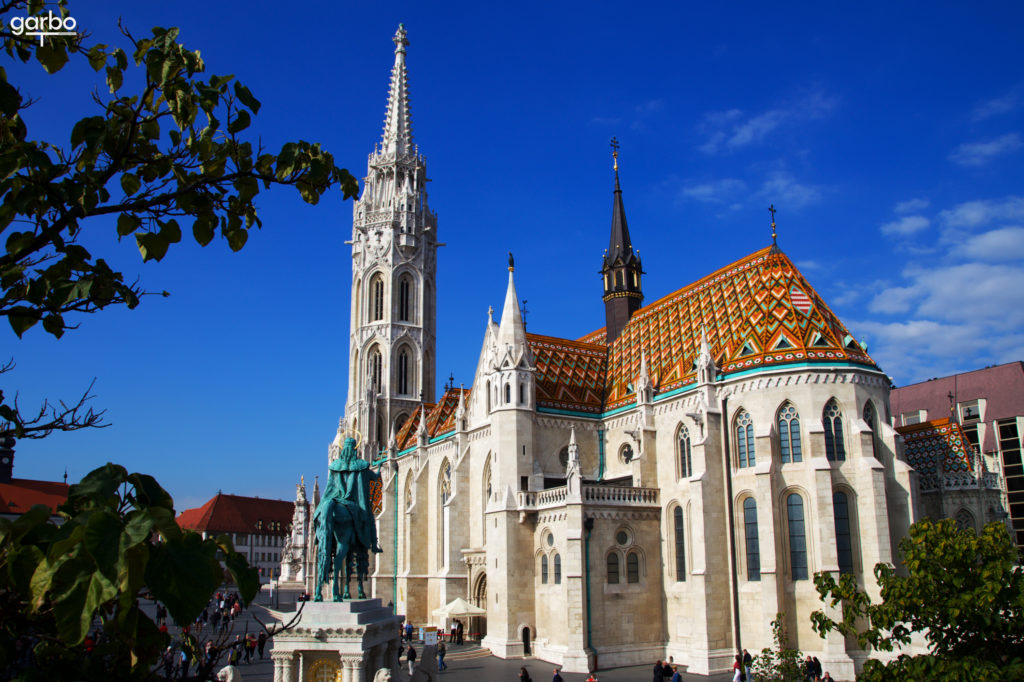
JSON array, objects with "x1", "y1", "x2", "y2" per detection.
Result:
[
  {"x1": 948, "y1": 133, "x2": 1022, "y2": 166},
  {"x1": 757, "y1": 171, "x2": 821, "y2": 209},
  {"x1": 971, "y1": 88, "x2": 1020, "y2": 121},
  {"x1": 880, "y1": 215, "x2": 930, "y2": 236},
  {"x1": 962, "y1": 227, "x2": 1024, "y2": 261},
  {"x1": 894, "y1": 198, "x2": 930, "y2": 214},
  {"x1": 681, "y1": 178, "x2": 747, "y2": 203},
  {"x1": 939, "y1": 196, "x2": 1024, "y2": 229},
  {"x1": 697, "y1": 92, "x2": 835, "y2": 155}
]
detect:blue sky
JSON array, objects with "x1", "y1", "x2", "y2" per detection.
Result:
[{"x1": 6, "y1": 1, "x2": 1024, "y2": 508}]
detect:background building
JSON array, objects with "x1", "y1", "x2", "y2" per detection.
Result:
[
  {"x1": 178, "y1": 492, "x2": 293, "y2": 583},
  {"x1": 891, "y1": 362, "x2": 1024, "y2": 547}
]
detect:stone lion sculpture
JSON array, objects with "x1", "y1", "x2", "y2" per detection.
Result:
[{"x1": 374, "y1": 667, "x2": 393, "y2": 682}]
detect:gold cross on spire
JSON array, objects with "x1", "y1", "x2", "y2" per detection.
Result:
[
  {"x1": 610, "y1": 137, "x2": 620, "y2": 171},
  {"x1": 768, "y1": 204, "x2": 777, "y2": 245}
]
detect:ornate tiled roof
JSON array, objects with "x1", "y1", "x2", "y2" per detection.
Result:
[
  {"x1": 527, "y1": 333, "x2": 608, "y2": 414},
  {"x1": 896, "y1": 418, "x2": 977, "y2": 487},
  {"x1": 395, "y1": 404, "x2": 431, "y2": 451},
  {"x1": 597, "y1": 247, "x2": 876, "y2": 410},
  {"x1": 427, "y1": 388, "x2": 464, "y2": 436}
]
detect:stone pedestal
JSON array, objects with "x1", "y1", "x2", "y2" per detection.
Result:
[{"x1": 270, "y1": 599, "x2": 403, "y2": 682}]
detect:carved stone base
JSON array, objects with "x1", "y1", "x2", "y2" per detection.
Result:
[{"x1": 270, "y1": 599, "x2": 403, "y2": 682}]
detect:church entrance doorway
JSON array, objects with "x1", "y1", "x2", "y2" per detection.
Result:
[
  {"x1": 473, "y1": 573, "x2": 488, "y2": 639},
  {"x1": 522, "y1": 626, "x2": 531, "y2": 656}
]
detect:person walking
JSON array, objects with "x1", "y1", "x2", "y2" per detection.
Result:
[
  {"x1": 669, "y1": 666, "x2": 681, "y2": 682},
  {"x1": 406, "y1": 644, "x2": 417, "y2": 676},
  {"x1": 258, "y1": 630, "x2": 268, "y2": 659},
  {"x1": 553, "y1": 669, "x2": 564, "y2": 682},
  {"x1": 519, "y1": 667, "x2": 532, "y2": 682},
  {"x1": 732, "y1": 654, "x2": 743, "y2": 682},
  {"x1": 653, "y1": 660, "x2": 665, "y2": 682},
  {"x1": 437, "y1": 641, "x2": 447, "y2": 671},
  {"x1": 742, "y1": 649, "x2": 752, "y2": 680}
]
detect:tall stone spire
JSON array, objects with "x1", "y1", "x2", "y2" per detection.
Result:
[
  {"x1": 497, "y1": 254, "x2": 528, "y2": 353},
  {"x1": 346, "y1": 25, "x2": 439, "y2": 459},
  {"x1": 381, "y1": 24, "x2": 414, "y2": 156},
  {"x1": 601, "y1": 139, "x2": 644, "y2": 344}
]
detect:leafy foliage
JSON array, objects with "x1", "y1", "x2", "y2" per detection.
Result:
[
  {"x1": 0, "y1": 0, "x2": 358, "y2": 438},
  {"x1": 811, "y1": 518, "x2": 1024, "y2": 681},
  {"x1": 0, "y1": 463, "x2": 258, "y2": 680},
  {"x1": 748, "y1": 613, "x2": 805, "y2": 682}
]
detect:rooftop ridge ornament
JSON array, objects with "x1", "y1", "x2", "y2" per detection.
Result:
[
  {"x1": 769, "y1": 204, "x2": 778, "y2": 246},
  {"x1": 610, "y1": 136, "x2": 621, "y2": 189},
  {"x1": 393, "y1": 23, "x2": 408, "y2": 53},
  {"x1": 508, "y1": 251, "x2": 515, "y2": 272}
]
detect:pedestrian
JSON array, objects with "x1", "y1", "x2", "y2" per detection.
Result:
[
  {"x1": 553, "y1": 668, "x2": 563, "y2": 682},
  {"x1": 812, "y1": 657, "x2": 822, "y2": 681},
  {"x1": 803, "y1": 656, "x2": 814, "y2": 681},
  {"x1": 229, "y1": 636, "x2": 241, "y2": 666},
  {"x1": 821, "y1": 673, "x2": 834, "y2": 682},
  {"x1": 742, "y1": 648, "x2": 752, "y2": 680},
  {"x1": 585, "y1": 674, "x2": 598, "y2": 682},
  {"x1": 405, "y1": 622, "x2": 414, "y2": 642},
  {"x1": 437, "y1": 641, "x2": 447, "y2": 671},
  {"x1": 258, "y1": 630, "x2": 268, "y2": 659},
  {"x1": 670, "y1": 666, "x2": 681, "y2": 682},
  {"x1": 661, "y1": 660, "x2": 672, "y2": 680},
  {"x1": 406, "y1": 644, "x2": 417, "y2": 676},
  {"x1": 244, "y1": 634, "x2": 255, "y2": 663},
  {"x1": 653, "y1": 660, "x2": 664, "y2": 682},
  {"x1": 732, "y1": 654, "x2": 743, "y2": 682},
  {"x1": 519, "y1": 667, "x2": 532, "y2": 682}
]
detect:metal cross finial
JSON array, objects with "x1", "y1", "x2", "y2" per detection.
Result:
[
  {"x1": 768, "y1": 204, "x2": 777, "y2": 245},
  {"x1": 610, "y1": 137, "x2": 620, "y2": 171},
  {"x1": 508, "y1": 251, "x2": 514, "y2": 272},
  {"x1": 521, "y1": 299, "x2": 528, "y2": 330}
]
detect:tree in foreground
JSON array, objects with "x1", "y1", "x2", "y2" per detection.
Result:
[
  {"x1": 0, "y1": 463, "x2": 259, "y2": 680},
  {"x1": 811, "y1": 518, "x2": 1024, "y2": 681},
  {"x1": 1, "y1": 0, "x2": 358, "y2": 439},
  {"x1": 748, "y1": 613, "x2": 805, "y2": 682}
]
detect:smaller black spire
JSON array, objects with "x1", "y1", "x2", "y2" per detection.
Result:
[{"x1": 600, "y1": 139, "x2": 644, "y2": 344}]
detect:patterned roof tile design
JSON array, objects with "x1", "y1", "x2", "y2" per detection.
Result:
[
  {"x1": 527, "y1": 333, "x2": 608, "y2": 413},
  {"x1": 427, "y1": 388, "x2": 465, "y2": 436},
  {"x1": 599, "y1": 247, "x2": 876, "y2": 410},
  {"x1": 897, "y1": 418, "x2": 977, "y2": 487},
  {"x1": 395, "y1": 404, "x2": 431, "y2": 451}
]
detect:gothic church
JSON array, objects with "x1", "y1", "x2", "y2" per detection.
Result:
[{"x1": 300, "y1": 26, "x2": 923, "y2": 678}]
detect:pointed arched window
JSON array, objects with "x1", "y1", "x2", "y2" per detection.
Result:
[
  {"x1": 736, "y1": 410, "x2": 755, "y2": 468},
  {"x1": 778, "y1": 403, "x2": 802, "y2": 463},
  {"x1": 553, "y1": 554, "x2": 561, "y2": 584},
  {"x1": 398, "y1": 276, "x2": 413, "y2": 322},
  {"x1": 678, "y1": 424, "x2": 692, "y2": 478},
  {"x1": 743, "y1": 497, "x2": 760, "y2": 581},
  {"x1": 397, "y1": 349, "x2": 410, "y2": 395},
  {"x1": 504, "y1": 383, "x2": 511, "y2": 404},
  {"x1": 371, "y1": 274, "x2": 385, "y2": 322},
  {"x1": 541, "y1": 554, "x2": 549, "y2": 584},
  {"x1": 823, "y1": 399, "x2": 846, "y2": 461},
  {"x1": 863, "y1": 401, "x2": 879, "y2": 459},
  {"x1": 369, "y1": 347, "x2": 382, "y2": 393},
  {"x1": 626, "y1": 552, "x2": 640, "y2": 583},
  {"x1": 673, "y1": 507, "x2": 686, "y2": 582},
  {"x1": 833, "y1": 491, "x2": 854, "y2": 574},
  {"x1": 787, "y1": 494, "x2": 808, "y2": 580}
]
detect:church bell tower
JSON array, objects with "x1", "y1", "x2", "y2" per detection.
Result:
[
  {"x1": 346, "y1": 24, "x2": 438, "y2": 457},
  {"x1": 600, "y1": 139, "x2": 644, "y2": 344}
]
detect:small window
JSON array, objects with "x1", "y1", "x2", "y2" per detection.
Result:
[
  {"x1": 504, "y1": 383, "x2": 511, "y2": 404},
  {"x1": 559, "y1": 446, "x2": 569, "y2": 468},
  {"x1": 553, "y1": 554, "x2": 562, "y2": 584},
  {"x1": 626, "y1": 552, "x2": 640, "y2": 583},
  {"x1": 833, "y1": 491, "x2": 854, "y2": 574},
  {"x1": 863, "y1": 402, "x2": 879, "y2": 459},
  {"x1": 959, "y1": 400, "x2": 981, "y2": 423},
  {"x1": 541, "y1": 555, "x2": 548, "y2": 584},
  {"x1": 546, "y1": 532, "x2": 554, "y2": 547},
  {"x1": 606, "y1": 553, "x2": 620, "y2": 584},
  {"x1": 900, "y1": 410, "x2": 924, "y2": 426},
  {"x1": 616, "y1": 530, "x2": 629, "y2": 546},
  {"x1": 620, "y1": 444, "x2": 634, "y2": 463}
]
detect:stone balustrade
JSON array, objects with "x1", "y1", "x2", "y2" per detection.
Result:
[{"x1": 515, "y1": 484, "x2": 659, "y2": 511}]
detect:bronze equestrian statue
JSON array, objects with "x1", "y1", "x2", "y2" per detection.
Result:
[{"x1": 312, "y1": 433, "x2": 382, "y2": 601}]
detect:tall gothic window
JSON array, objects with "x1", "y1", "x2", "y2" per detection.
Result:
[
  {"x1": 678, "y1": 424, "x2": 692, "y2": 478},
  {"x1": 778, "y1": 403, "x2": 802, "y2": 463},
  {"x1": 823, "y1": 399, "x2": 846, "y2": 461},
  {"x1": 743, "y1": 497, "x2": 761, "y2": 581},
  {"x1": 607, "y1": 553, "x2": 620, "y2": 584},
  {"x1": 736, "y1": 410, "x2": 755, "y2": 468},
  {"x1": 553, "y1": 554, "x2": 562, "y2": 584},
  {"x1": 440, "y1": 459, "x2": 452, "y2": 504},
  {"x1": 833, "y1": 491, "x2": 854, "y2": 574},
  {"x1": 787, "y1": 494, "x2": 808, "y2": 580},
  {"x1": 673, "y1": 507, "x2": 686, "y2": 582},
  {"x1": 398, "y1": 276, "x2": 412, "y2": 322},
  {"x1": 369, "y1": 348, "x2": 382, "y2": 393},
  {"x1": 438, "y1": 459, "x2": 452, "y2": 567},
  {"x1": 863, "y1": 401, "x2": 880, "y2": 459},
  {"x1": 626, "y1": 552, "x2": 640, "y2": 583},
  {"x1": 504, "y1": 383, "x2": 511, "y2": 404},
  {"x1": 397, "y1": 349, "x2": 410, "y2": 395},
  {"x1": 541, "y1": 555, "x2": 548, "y2": 584},
  {"x1": 371, "y1": 274, "x2": 385, "y2": 322}
]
